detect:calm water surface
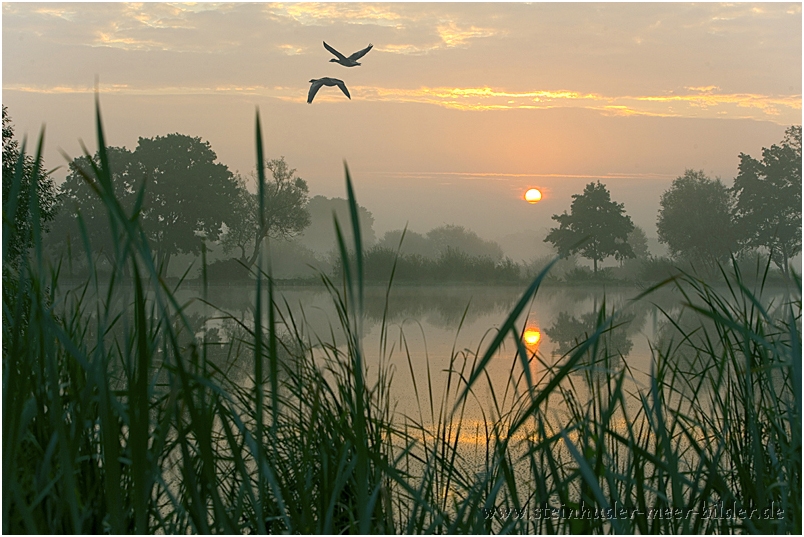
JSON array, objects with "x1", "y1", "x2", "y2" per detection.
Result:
[{"x1": 178, "y1": 283, "x2": 696, "y2": 435}]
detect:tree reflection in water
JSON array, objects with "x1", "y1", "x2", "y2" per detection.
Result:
[
  {"x1": 544, "y1": 299, "x2": 637, "y2": 377},
  {"x1": 546, "y1": 310, "x2": 634, "y2": 358}
]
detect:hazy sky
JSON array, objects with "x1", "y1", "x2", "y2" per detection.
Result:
[{"x1": 3, "y1": 2, "x2": 801, "y2": 243}]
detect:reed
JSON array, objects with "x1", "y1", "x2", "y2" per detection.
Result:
[{"x1": 3, "y1": 102, "x2": 799, "y2": 533}]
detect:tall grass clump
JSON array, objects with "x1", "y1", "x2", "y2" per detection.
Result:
[
  {"x1": 3, "y1": 100, "x2": 800, "y2": 534},
  {"x1": 2, "y1": 101, "x2": 397, "y2": 533},
  {"x1": 388, "y1": 261, "x2": 800, "y2": 533}
]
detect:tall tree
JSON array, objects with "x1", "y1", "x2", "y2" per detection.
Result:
[
  {"x1": 52, "y1": 133, "x2": 239, "y2": 274},
  {"x1": 133, "y1": 133, "x2": 238, "y2": 272},
  {"x1": 732, "y1": 126, "x2": 802, "y2": 275},
  {"x1": 221, "y1": 157, "x2": 311, "y2": 268},
  {"x1": 47, "y1": 147, "x2": 139, "y2": 265},
  {"x1": 657, "y1": 169, "x2": 737, "y2": 268},
  {"x1": 2, "y1": 105, "x2": 58, "y2": 265},
  {"x1": 544, "y1": 181, "x2": 635, "y2": 273}
]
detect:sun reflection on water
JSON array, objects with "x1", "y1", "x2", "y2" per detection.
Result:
[{"x1": 523, "y1": 327, "x2": 541, "y2": 348}]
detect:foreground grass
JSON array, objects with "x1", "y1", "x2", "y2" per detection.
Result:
[{"x1": 3, "y1": 104, "x2": 800, "y2": 534}]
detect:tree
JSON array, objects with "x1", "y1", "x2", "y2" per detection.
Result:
[
  {"x1": 133, "y1": 133, "x2": 239, "y2": 272},
  {"x1": 732, "y1": 126, "x2": 802, "y2": 275},
  {"x1": 221, "y1": 157, "x2": 311, "y2": 268},
  {"x1": 656, "y1": 169, "x2": 737, "y2": 268},
  {"x1": 295, "y1": 195, "x2": 376, "y2": 254},
  {"x1": 626, "y1": 225, "x2": 650, "y2": 260},
  {"x1": 47, "y1": 147, "x2": 139, "y2": 266},
  {"x1": 426, "y1": 225, "x2": 504, "y2": 261},
  {"x1": 2, "y1": 105, "x2": 58, "y2": 265},
  {"x1": 50, "y1": 133, "x2": 239, "y2": 274},
  {"x1": 376, "y1": 229, "x2": 436, "y2": 258},
  {"x1": 544, "y1": 181, "x2": 635, "y2": 273}
]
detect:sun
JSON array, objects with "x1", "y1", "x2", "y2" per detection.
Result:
[{"x1": 524, "y1": 188, "x2": 542, "y2": 203}]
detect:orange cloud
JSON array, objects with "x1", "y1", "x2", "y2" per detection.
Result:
[
  {"x1": 266, "y1": 2, "x2": 404, "y2": 28},
  {"x1": 4, "y1": 82, "x2": 799, "y2": 124},
  {"x1": 436, "y1": 21, "x2": 498, "y2": 47}
]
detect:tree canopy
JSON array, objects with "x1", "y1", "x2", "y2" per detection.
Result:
[
  {"x1": 732, "y1": 125, "x2": 802, "y2": 274},
  {"x1": 295, "y1": 195, "x2": 376, "y2": 254},
  {"x1": 657, "y1": 169, "x2": 737, "y2": 268},
  {"x1": 427, "y1": 225, "x2": 503, "y2": 261},
  {"x1": 627, "y1": 225, "x2": 650, "y2": 260},
  {"x1": 48, "y1": 146, "x2": 139, "y2": 265},
  {"x1": 544, "y1": 181, "x2": 634, "y2": 273},
  {"x1": 221, "y1": 157, "x2": 311, "y2": 268},
  {"x1": 377, "y1": 225, "x2": 503, "y2": 261},
  {"x1": 2, "y1": 105, "x2": 58, "y2": 266},
  {"x1": 52, "y1": 133, "x2": 239, "y2": 273},
  {"x1": 376, "y1": 229, "x2": 435, "y2": 258},
  {"x1": 135, "y1": 133, "x2": 238, "y2": 271}
]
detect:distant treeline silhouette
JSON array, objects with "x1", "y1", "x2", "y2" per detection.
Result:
[
  {"x1": 544, "y1": 126, "x2": 801, "y2": 277},
  {"x1": 4, "y1": 101, "x2": 798, "y2": 285},
  {"x1": 348, "y1": 246, "x2": 520, "y2": 284}
]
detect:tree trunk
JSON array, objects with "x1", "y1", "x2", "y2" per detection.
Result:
[
  {"x1": 593, "y1": 257, "x2": 598, "y2": 274},
  {"x1": 245, "y1": 243, "x2": 261, "y2": 269},
  {"x1": 245, "y1": 229, "x2": 271, "y2": 269}
]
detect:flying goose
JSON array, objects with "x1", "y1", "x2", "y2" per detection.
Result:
[
  {"x1": 307, "y1": 77, "x2": 351, "y2": 104},
  {"x1": 323, "y1": 41, "x2": 373, "y2": 67}
]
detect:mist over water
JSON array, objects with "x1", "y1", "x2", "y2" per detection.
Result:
[
  {"x1": 179, "y1": 282, "x2": 770, "y2": 423},
  {"x1": 3, "y1": 2, "x2": 800, "y2": 531}
]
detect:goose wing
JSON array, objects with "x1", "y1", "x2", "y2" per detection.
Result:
[
  {"x1": 323, "y1": 41, "x2": 347, "y2": 61},
  {"x1": 307, "y1": 79, "x2": 324, "y2": 104},
  {"x1": 348, "y1": 43, "x2": 373, "y2": 61},
  {"x1": 334, "y1": 79, "x2": 351, "y2": 99}
]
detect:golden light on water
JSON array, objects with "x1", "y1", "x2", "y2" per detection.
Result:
[{"x1": 524, "y1": 188, "x2": 542, "y2": 203}]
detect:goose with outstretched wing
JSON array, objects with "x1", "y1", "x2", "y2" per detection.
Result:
[
  {"x1": 323, "y1": 41, "x2": 373, "y2": 67},
  {"x1": 307, "y1": 77, "x2": 351, "y2": 104}
]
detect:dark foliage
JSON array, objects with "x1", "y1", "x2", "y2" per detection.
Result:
[
  {"x1": 732, "y1": 125, "x2": 802, "y2": 275},
  {"x1": 545, "y1": 181, "x2": 635, "y2": 273},
  {"x1": 657, "y1": 169, "x2": 738, "y2": 269},
  {"x1": 2, "y1": 105, "x2": 58, "y2": 267},
  {"x1": 359, "y1": 246, "x2": 520, "y2": 284},
  {"x1": 50, "y1": 132, "x2": 239, "y2": 274},
  {"x1": 221, "y1": 157, "x2": 311, "y2": 268}
]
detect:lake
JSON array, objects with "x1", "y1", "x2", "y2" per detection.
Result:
[
  {"x1": 54, "y1": 275, "x2": 798, "y2": 532},
  {"x1": 177, "y1": 281, "x2": 720, "y2": 443}
]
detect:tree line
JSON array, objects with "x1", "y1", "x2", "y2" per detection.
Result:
[
  {"x1": 545, "y1": 126, "x2": 801, "y2": 277},
  {"x1": 50, "y1": 137, "x2": 310, "y2": 275},
  {"x1": 3, "y1": 104, "x2": 800, "y2": 282},
  {"x1": 2, "y1": 106, "x2": 310, "y2": 276},
  {"x1": 359, "y1": 225, "x2": 520, "y2": 284}
]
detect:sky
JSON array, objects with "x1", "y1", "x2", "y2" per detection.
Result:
[{"x1": 2, "y1": 2, "x2": 801, "y2": 247}]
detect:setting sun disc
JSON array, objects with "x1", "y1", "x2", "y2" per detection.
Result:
[{"x1": 524, "y1": 188, "x2": 542, "y2": 203}]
